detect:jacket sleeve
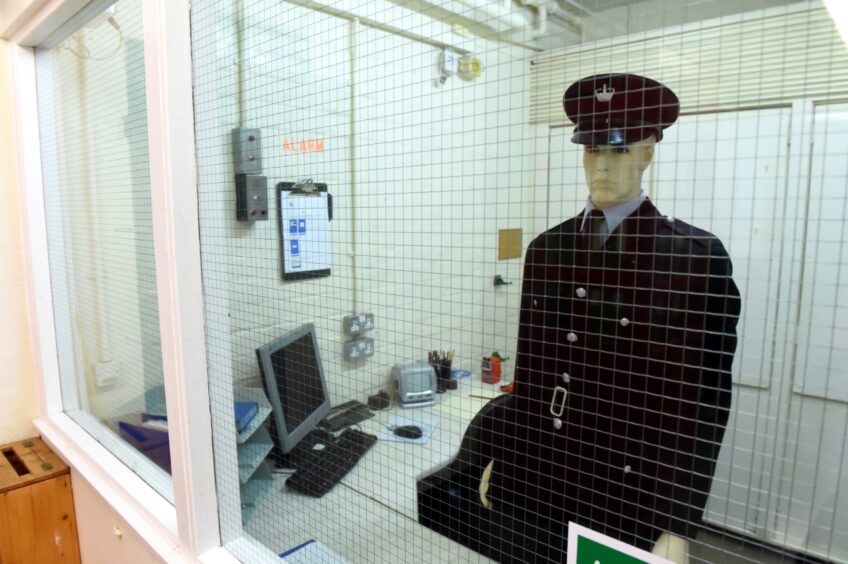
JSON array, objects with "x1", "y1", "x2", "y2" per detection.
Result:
[{"x1": 667, "y1": 236, "x2": 741, "y2": 538}]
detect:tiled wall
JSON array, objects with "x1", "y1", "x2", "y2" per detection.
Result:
[{"x1": 194, "y1": 0, "x2": 542, "y2": 407}]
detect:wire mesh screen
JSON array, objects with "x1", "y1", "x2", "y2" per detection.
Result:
[
  {"x1": 34, "y1": 0, "x2": 171, "y2": 498},
  {"x1": 190, "y1": 0, "x2": 848, "y2": 562}
]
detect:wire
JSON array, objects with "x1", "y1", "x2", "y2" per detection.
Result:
[{"x1": 61, "y1": 18, "x2": 124, "y2": 61}]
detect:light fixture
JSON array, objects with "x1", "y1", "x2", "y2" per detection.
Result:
[{"x1": 457, "y1": 54, "x2": 483, "y2": 81}]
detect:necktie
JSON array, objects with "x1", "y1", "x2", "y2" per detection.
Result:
[{"x1": 587, "y1": 209, "x2": 606, "y2": 250}]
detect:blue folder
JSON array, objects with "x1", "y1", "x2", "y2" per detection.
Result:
[{"x1": 235, "y1": 401, "x2": 259, "y2": 432}]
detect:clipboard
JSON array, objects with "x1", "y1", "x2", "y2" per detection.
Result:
[{"x1": 277, "y1": 182, "x2": 333, "y2": 281}]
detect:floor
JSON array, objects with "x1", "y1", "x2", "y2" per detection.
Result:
[{"x1": 691, "y1": 529, "x2": 826, "y2": 564}]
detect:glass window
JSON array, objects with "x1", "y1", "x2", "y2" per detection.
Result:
[
  {"x1": 192, "y1": 0, "x2": 848, "y2": 561},
  {"x1": 36, "y1": 0, "x2": 171, "y2": 498}
]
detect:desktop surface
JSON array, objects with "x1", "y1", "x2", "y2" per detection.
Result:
[{"x1": 244, "y1": 377, "x2": 504, "y2": 561}]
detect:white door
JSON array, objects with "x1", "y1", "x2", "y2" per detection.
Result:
[
  {"x1": 655, "y1": 108, "x2": 792, "y2": 538},
  {"x1": 769, "y1": 102, "x2": 848, "y2": 562}
]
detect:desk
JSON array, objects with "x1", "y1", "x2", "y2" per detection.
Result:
[{"x1": 245, "y1": 378, "x2": 504, "y2": 562}]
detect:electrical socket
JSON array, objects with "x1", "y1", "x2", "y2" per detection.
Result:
[
  {"x1": 344, "y1": 313, "x2": 364, "y2": 335},
  {"x1": 94, "y1": 361, "x2": 120, "y2": 388},
  {"x1": 343, "y1": 313, "x2": 375, "y2": 336},
  {"x1": 344, "y1": 337, "x2": 374, "y2": 361}
]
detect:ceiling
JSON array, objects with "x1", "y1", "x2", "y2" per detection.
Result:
[
  {"x1": 564, "y1": 0, "x2": 653, "y2": 13},
  {"x1": 534, "y1": 0, "x2": 805, "y2": 50}
]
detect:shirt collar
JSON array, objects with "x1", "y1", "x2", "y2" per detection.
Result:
[{"x1": 580, "y1": 189, "x2": 648, "y2": 233}]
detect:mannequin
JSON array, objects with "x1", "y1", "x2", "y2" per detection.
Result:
[
  {"x1": 418, "y1": 74, "x2": 741, "y2": 564},
  {"x1": 477, "y1": 133, "x2": 694, "y2": 561},
  {"x1": 583, "y1": 136, "x2": 654, "y2": 209}
]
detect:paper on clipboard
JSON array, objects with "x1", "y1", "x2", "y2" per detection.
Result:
[{"x1": 279, "y1": 191, "x2": 331, "y2": 279}]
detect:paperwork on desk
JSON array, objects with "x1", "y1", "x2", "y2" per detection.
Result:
[{"x1": 378, "y1": 415, "x2": 438, "y2": 445}]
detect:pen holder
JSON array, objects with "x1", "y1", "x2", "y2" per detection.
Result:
[
  {"x1": 433, "y1": 361, "x2": 453, "y2": 393},
  {"x1": 442, "y1": 362, "x2": 457, "y2": 390}
]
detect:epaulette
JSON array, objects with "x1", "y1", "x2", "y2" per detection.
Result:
[{"x1": 659, "y1": 214, "x2": 714, "y2": 251}]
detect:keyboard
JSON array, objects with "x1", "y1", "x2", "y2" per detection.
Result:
[
  {"x1": 285, "y1": 428, "x2": 377, "y2": 497},
  {"x1": 318, "y1": 400, "x2": 374, "y2": 432}
]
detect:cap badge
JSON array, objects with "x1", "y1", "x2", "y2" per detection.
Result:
[{"x1": 595, "y1": 84, "x2": 615, "y2": 102}]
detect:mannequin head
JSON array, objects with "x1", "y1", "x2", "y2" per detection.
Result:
[
  {"x1": 563, "y1": 74, "x2": 679, "y2": 208},
  {"x1": 583, "y1": 136, "x2": 655, "y2": 209}
]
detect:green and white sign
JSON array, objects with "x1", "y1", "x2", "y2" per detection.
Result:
[{"x1": 567, "y1": 523, "x2": 674, "y2": 564}]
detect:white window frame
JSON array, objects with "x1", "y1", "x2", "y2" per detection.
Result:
[{"x1": 4, "y1": 1, "x2": 237, "y2": 561}]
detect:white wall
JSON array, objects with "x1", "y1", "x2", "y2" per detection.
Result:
[
  {"x1": 353, "y1": 22, "x2": 536, "y2": 396},
  {"x1": 194, "y1": 0, "x2": 541, "y2": 406},
  {"x1": 0, "y1": 37, "x2": 38, "y2": 444},
  {"x1": 0, "y1": 0, "x2": 41, "y2": 35}
]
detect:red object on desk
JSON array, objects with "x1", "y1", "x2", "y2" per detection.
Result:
[{"x1": 481, "y1": 354, "x2": 502, "y2": 384}]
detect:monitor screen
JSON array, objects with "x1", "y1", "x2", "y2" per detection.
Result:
[
  {"x1": 270, "y1": 333, "x2": 325, "y2": 432},
  {"x1": 256, "y1": 324, "x2": 331, "y2": 458}
]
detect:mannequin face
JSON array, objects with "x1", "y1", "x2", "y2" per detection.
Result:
[{"x1": 582, "y1": 137, "x2": 655, "y2": 209}]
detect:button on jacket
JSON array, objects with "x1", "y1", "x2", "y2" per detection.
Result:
[{"x1": 492, "y1": 198, "x2": 741, "y2": 550}]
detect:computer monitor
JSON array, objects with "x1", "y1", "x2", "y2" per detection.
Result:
[{"x1": 256, "y1": 323, "x2": 332, "y2": 460}]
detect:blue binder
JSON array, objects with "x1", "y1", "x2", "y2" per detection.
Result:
[{"x1": 235, "y1": 401, "x2": 259, "y2": 432}]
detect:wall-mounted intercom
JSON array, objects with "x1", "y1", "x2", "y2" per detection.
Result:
[
  {"x1": 232, "y1": 127, "x2": 262, "y2": 173},
  {"x1": 235, "y1": 174, "x2": 268, "y2": 220},
  {"x1": 232, "y1": 127, "x2": 268, "y2": 221}
]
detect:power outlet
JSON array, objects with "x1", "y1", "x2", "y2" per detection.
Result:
[
  {"x1": 344, "y1": 313, "x2": 364, "y2": 336},
  {"x1": 344, "y1": 313, "x2": 375, "y2": 336},
  {"x1": 94, "y1": 361, "x2": 120, "y2": 388},
  {"x1": 344, "y1": 338, "x2": 374, "y2": 361}
]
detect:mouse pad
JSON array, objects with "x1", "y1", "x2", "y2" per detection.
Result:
[{"x1": 378, "y1": 415, "x2": 438, "y2": 444}]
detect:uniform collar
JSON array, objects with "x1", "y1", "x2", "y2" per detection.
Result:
[{"x1": 580, "y1": 189, "x2": 648, "y2": 234}]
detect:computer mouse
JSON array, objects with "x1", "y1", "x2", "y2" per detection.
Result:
[{"x1": 393, "y1": 425, "x2": 423, "y2": 440}]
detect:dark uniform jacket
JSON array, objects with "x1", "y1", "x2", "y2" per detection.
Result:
[{"x1": 478, "y1": 198, "x2": 741, "y2": 554}]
